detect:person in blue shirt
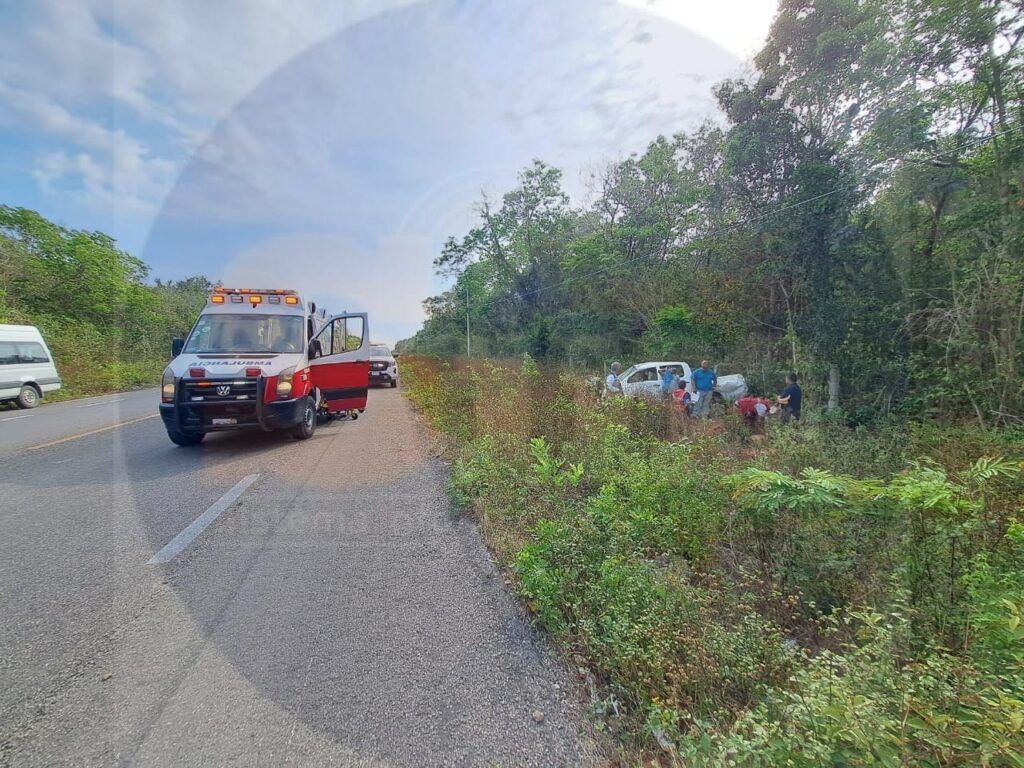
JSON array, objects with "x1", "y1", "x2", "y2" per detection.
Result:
[
  {"x1": 690, "y1": 360, "x2": 717, "y2": 418},
  {"x1": 660, "y1": 366, "x2": 677, "y2": 398}
]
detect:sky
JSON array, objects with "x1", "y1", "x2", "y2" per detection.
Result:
[{"x1": 0, "y1": 0, "x2": 778, "y2": 344}]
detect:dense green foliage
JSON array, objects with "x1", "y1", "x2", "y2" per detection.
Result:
[
  {"x1": 400, "y1": 0, "x2": 1024, "y2": 426},
  {"x1": 0, "y1": 206, "x2": 210, "y2": 398},
  {"x1": 403, "y1": 355, "x2": 1024, "y2": 765}
]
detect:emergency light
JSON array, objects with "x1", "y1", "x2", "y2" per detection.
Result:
[
  {"x1": 214, "y1": 287, "x2": 297, "y2": 295},
  {"x1": 209, "y1": 288, "x2": 301, "y2": 307}
]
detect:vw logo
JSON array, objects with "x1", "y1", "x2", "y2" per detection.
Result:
[{"x1": 216, "y1": 385, "x2": 231, "y2": 396}]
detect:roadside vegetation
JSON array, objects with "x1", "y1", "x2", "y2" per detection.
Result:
[
  {"x1": 397, "y1": 1, "x2": 1024, "y2": 761},
  {"x1": 403, "y1": 354, "x2": 1023, "y2": 766},
  {"x1": 399, "y1": 0, "x2": 1024, "y2": 428},
  {"x1": 0, "y1": 206, "x2": 210, "y2": 399},
  {"x1": 399, "y1": 5, "x2": 1024, "y2": 757}
]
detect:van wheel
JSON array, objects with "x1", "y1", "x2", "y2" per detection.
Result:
[
  {"x1": 167, "y1": 428, "x2": 205, "y2": 446},
  {"x1": 16, "y1": 385, "x2": 40, "y2": 409},
  {"x1": 390, "y1": 379, "x2": 397, "y2": 388},
  {"x1": 292, "y1": 396, "x2": 316, "y2": 440}
]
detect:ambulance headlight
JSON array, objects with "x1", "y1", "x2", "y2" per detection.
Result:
[
  {"x1": 277, "y1": 366, "x2": 295, "y2": 398},
  {"x1": 161, "y1": 366, "x2": 176, "y2": 403}
]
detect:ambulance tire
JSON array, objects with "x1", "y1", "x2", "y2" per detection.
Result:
[
  {"x1": 292, "y1": 396, "x2": 317, "y2": 440},
  {"x1": 390, "y1": 379, "x2": 397, "y2": 388},
  {"x1": 167, "y1": 428, "x2": 205, "y2": 446}
]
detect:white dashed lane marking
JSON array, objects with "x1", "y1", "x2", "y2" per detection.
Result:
[{"x1": 147, "y1": 474, "x2": 261, "y2": 565}]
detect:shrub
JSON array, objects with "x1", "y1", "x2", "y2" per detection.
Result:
[{"x1": 400, "y1": 356, "x2": 1024, "y2": 763}]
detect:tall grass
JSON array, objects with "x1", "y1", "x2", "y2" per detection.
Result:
[{"x1": 402, "y1": 354, "x2": 1024, "y2": 766}]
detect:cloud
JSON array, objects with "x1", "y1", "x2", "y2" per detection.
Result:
[
  {"x1": 2, "y1": 0, "x2": 754, "y2": 339},
  {"x1": 0, "y1": 79, "x2": 125, "y2": 152},
  {"x1": 159, "y1": 0, "x2": 736, "y2": 227},
  {"x1": 0, "y1": 78, "x2": 176, "y2": 215},
  {"x1": 34, "y1": 147, "x2": 175, "y2": 217},
  {"x1": 221, "y1": 233, "x2": 434, "y2": 344},
  {"x1": 0, "y1": 0, "x2": 418, "y2": 232},
  {"x1": 0, "y1": 0, "x2": 157, "y2": 116},
  {"x1": 148, "y1": 0, "x2": 741, "y2": 339},
  {"x1": 619, "y1": 0, "x2": 777, "y2": 58}
]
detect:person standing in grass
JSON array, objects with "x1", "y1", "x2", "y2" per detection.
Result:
[
  {"x1": 660, "y1": 365, "x2": 677, "y2": 399},
  {"x1": 606, "y1": 361, "x2": 625, "y2": 396},
  {"x1": 690, "y1": 360, "x2": 717, "y2": 419},
  {"x1": 777, "y1": 372, "x2": 802, "y2": 424}
]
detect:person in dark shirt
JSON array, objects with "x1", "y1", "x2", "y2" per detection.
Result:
[{"x1": 777, "y1": 372, "x2": 802, "y2": 424}]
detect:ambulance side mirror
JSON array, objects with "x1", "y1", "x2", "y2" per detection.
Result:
[
  {"x1": 308, "y1": 339, "x2": 321, "y2": 359},
  {"x1": 171, "y1": 338, "x2": 184, "y2": 357}
]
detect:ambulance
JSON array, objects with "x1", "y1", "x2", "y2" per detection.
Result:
[{"x1": 159, "y1": 288, "x2": 369, "y2": 446}]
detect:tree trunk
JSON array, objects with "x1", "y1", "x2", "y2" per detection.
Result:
[{"x1": 827, "y1": 364, "x2": 840, "y2": 411}]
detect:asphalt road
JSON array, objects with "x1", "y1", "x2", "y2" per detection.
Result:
[
  {"x1": 0, "y1": 389, "x2": 158, "y2": 459},
  {"x1": 0, "y1": 388, "x2": 595, "y2": 767}
]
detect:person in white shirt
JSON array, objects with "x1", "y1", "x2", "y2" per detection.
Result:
[{"x1": 606, "y1": 362, "x2": 624, "y2": 396}]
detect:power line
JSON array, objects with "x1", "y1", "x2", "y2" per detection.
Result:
[{"x1": 462, "y1": 127, "x2": 1020, "y2": 312}]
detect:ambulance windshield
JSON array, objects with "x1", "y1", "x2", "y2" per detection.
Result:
[{"x1": 183, "y1": 314, "x2": 304, "y2": 354}]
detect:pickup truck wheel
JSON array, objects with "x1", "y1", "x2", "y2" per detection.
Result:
[
  {"x1": 167, "y1": 428, "x2": 205, "y2": 446},
  {"x1": 15, "y1": 385, "x2": 40, "y2": 409},
  {"x1": 291, "y1": 396, "x2": 316, "y2": 440}
]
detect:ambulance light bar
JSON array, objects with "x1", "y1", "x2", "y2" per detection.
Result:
[
  {"x1": 213, "y1": 288, "x2": 297, "y2": 295},
  {"x1": 208, "y1": 288, "x2": 303, "y2": 307}
]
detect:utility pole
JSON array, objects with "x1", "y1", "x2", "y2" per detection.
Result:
[{"x1": 465, "y1": 285, "x2": 471, "y2": 358}]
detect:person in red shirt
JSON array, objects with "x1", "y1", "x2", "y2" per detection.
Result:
[
  {"x1": 735, "y1": 394, "x2": 773, "y2": 431},
  {"x1": 671, "y1": 380, "x2": 692, "y2": 415}
]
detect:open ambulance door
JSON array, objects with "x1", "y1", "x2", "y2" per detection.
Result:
[{"x1": 308, "y1": 313, "x2": 370, "y2": 414}]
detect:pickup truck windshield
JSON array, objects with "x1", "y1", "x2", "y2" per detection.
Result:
[{"x1": 184, "y1": 314, "x2": 304, "y2": 354}]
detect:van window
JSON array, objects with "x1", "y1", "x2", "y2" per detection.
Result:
[
  {"x1": 0, "y1": 341, "x2": 50, "y2": 365},
  {"x1": 17, "y1": 342, "x2": 51, "y2": 363}
]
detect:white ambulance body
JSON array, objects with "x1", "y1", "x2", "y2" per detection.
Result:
[{"x1": 159, "y1": 288, "x2": 369, "y2": 446}]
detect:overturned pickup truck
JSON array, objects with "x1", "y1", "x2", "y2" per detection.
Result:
[{"x1": 611, "y1": 361, "x2": 747, "y2": 402}]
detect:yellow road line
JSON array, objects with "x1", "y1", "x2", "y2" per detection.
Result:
[{"x1": 28, "y1": 414, "x2": 159, "y2": 451}]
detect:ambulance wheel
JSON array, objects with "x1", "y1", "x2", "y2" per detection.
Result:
[
  {"x1": 390, "y1": 380, "x2": 397, "y2": 388},
  {"x1": 350, "y1": 410, "x2": 359, "y2": 420},
  {"x1": 16, "y1": 385, "x2": 40, "y2": 409},
  {"x1": 167, "y1": 428, "x2": 205, "y2": 446},
  {"x1": 292, "y1": 396, "x2": 317, "y2": 440}
]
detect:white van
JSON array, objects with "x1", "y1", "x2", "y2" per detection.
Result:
[{"x1": 0, "y1": 325, "x2": 62, "y2": 408}]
